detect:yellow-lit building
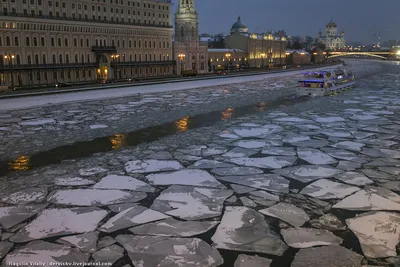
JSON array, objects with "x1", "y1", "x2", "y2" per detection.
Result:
[
  {"x1": 208, "y1": 48, "x2": 247, "y2": 71},
  {"x1": 224, "y1": 17, "x2": 287, "y2": 68},
  {"x1": 0, "y1": 0, "x2": 175, "y2": 88},
  {"x1": 286, "y1": 50, "x2": 311, "y2": 65}
]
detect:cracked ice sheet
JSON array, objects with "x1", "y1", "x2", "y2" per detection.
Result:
[
  {"x1": 129, "y1": 218, "x2": 219, "y2": 237},
  {"x1": 232, "y1": 124, "x2": 282, "y2": 138},
  {"x1": 346, "y1": 212, "x2": 400, "y2": 258},
  {"x1": 1, "y1": 188, "x2": 47, "y2": 205},
  {"x1": 125, "y1": 160, "x2": 184, "y2": 173},
  {"x1": 150, "y1": 185, "x2": 233, "y2": 220},
  {"x1": 297, "y1": 148, "x2": 337, "y2": 165},
  {"x1": 10, "y1": 207, "x2": 109, "y2": 243},
  {"x1": 229, "y1": 156, "x2": 297, "y2": 169},
  {"x1": 211, "y1": 206, "x2": 288, "y2": 256},
  {"x1": 4, "y1": 241, "x2": 89, "y2": 266},
  {"x1": 273, "y1": 165, "x2": 340, "y2": 183},
  {"x1": 217, "y1": 174, "x2": 290, "y2": 193},
  {"x1": 146, "y1": 169, "x2": 224, "y2": 188},
  {"x1": 116, "y1": 235, "x2": 223, "y2": 267},
  {"x1": 93, "y1": 175, "x2": 155, "y2": 192},
  {"x1": 99, "y1": 205, "x2": 169, "y2": 233},
  {"x1": 300, "y1": 179, "x2": 360, "y2": 200},
  {"x1": 54, "y1": 177, "x2": 95, "y2": 186},
  {"x1": 47, "y1": 189, "x2": 147, "y2": 206}
]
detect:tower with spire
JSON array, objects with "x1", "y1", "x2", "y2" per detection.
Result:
[
  {"x1": 173, "y1": 0, "x2": 208, "y2": 75},
  {"x1": 174, "y1": 0, "x2": 199, "y2": 42}
]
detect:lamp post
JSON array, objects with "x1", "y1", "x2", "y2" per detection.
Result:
[
  {"x1": 111, "y1": 54, "x2": 120, "y2": 80},
  {"x1": 178, "y1": 53, "x2": 185, "y2": 76},
  {"x1": 225, "y1": 53, "x2": 231, "y2": 72},
  {"x1": 4, "y1": 54, "x2": 14, "y2": 87},
  {"x1": 260, "y1": 53, "x2": 266, "y2": 69}
]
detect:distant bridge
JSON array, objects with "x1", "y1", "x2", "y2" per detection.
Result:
[{"x1": 328, "y1": 51, "x2": 391, "y2": 60}]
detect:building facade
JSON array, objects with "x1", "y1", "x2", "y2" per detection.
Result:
[
  {"x1": 224, "y1": 17, "x2": 287, "y2": 68},
  {"x1": 173, "y1": 0, "x2": 208, "y2": 75},
  {"x1": 318, "y1": 19, "x2": 345, "y2": 51},
  {"x1": 208, "y1": 48, "x2": 247, "y2": 71},
  {"x1": 0, "y1": 0, "x2": 175, "y2": 88}
]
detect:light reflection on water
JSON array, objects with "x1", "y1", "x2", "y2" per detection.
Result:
[
  {"x1": 8, "y1": 156, "x2": 31, "y2": 171},
  {"x1": 221, "y1": 107, "x2": 234, "y2": 121},
  {"x1": 175, "y1": 116, "x2": 190, "y2": 133},
  {"x1": 109, "y1": 134, "x2": 127, "y2": 149},
  {"x1": 258, "y1": 101, "x2": 267, "y2": 112}
]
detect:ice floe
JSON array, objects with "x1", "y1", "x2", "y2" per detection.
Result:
[
  {"x1": 259, "y1": 203, "x2": 310, "y2": 227},
  {"x1": 92, "y1": 244, "x2": 124, "y2": 265},
  {"x1": 1, "y1": 188, "x2": 47, "y2": 205},
  {"x1": 78, "y1": 167, "x2": 108, "y2": 177},
  {"x1": 99, "y1": 206, "x2": 169, "y2": 233},
  {"x1": 211, "y1": 206, "x2": 287, "y2": 256},
  {"x1": 211, "y1": 167, "x2": 263, "y2": 176},
  {"x1": 309, "y1": 213, "x2": 346, "y2": 231},
  {"x1": 125, "y1": 160, "x2": 184, "y2": 173},
  {"x1": 10, "y1": 207, "x2": 108, "y2": 243},
  {"x1": 146, "y1": 169, "x2": 224, "y2": 188},
  {"x1": 234, "y1": 254, "x2": 272, "y2": 267},
  {"x1": 19, "y1": 119, "x2": 55, "y2": 126},
  {"x1": 233, "y1": 140, "x2": 266, "y2": 149},
  {"x1": 300, "y1": 179, "x2": 360, "y2": 200},
  {"x1": 297, "y1": 148, "x2": 337, "y2": 165},
  {"x1": 189, "y1": 159, "x2": 235, "y2": 169},
  {"x1": 281, "y1": 228, "x2": 342, "y2": 248},
  {"x1": 151, "y1": 185, "x2": 232, "y2": 220},
  {"x1": 333, "y1": 190, "x2": 400, "y2": 211},
  {"x1": 47, "y1": 189, "x2": 146, "y2": 206},
  {"x1": 229, "y1": 156, "x2": 296, "y2": 169},
  {"x1": 346, "y1": 212, "x2": 400, "y2": 258},
  {"x1": 0, "y1": 204, "x2": 48, "y2": 230},
  {"x1": 89, "y1": 124, "x2": 108, "y2": 129},
  {"x1": 222, "y1": 147, "x2": 259, "y2": 158},
  {"x1": 261, "y1": 147, "x2": 296, "y2": 156},
  {"x1": 273, "y1": 165, "x2": 339, "y2": 183},
  {"x1": 331, "y1": 141, "x2": 365, "y2": 151},
  {"x1": 116, "y1": 235, "x2": 223, "y2": 267},
  {"x1": 56, "y1": 232, "x2": 98, "y2": 253},
  {"x1": 130, "y1": 218, "x2": 219, "y2": 237},
  {"x1": 54, "y1": 177, "x2": 95, "y2": 186},
  {"x1": 93, "y1": 175, "x2": 155, "y2": 192},
  {"x1": 217, "y1": 174, "x2": 290, "y2": 193}
]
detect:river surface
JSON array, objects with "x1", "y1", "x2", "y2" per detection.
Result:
[{"x1": 1, "y1": 59, "x2": 400, "y2": 267}]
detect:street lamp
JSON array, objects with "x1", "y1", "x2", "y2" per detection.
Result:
[
  {"x1": 225, "y1": 53, "x2": 231, "y2": 71},
  {"x1": 111, "y1": 54, "x2": 120, "y2": 80},
  {"x1": 260, "y1": 53, "x2": 266, "y2": 69},
  {"x1": 4, "y1": 54, "x2": 15, "y2": 87},
  {"x1": 178, "y1": 53, "x2": 185, "y2": 76}
]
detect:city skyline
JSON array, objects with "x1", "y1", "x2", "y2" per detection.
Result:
[{"x1": 172, "y1": 0, "x2": 399, "y2": 44}]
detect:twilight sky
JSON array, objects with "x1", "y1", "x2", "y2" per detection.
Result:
[{"x1": 172, "y1": 0, "x2": 399, "y2": 44}]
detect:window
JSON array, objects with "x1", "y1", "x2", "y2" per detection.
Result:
[
  {"x1": 6, "y1": 36, "x2": 11, "y2": 46},
  {"x1": 41, "y1": 37, "x2": 45, "y2": 46},
  {"x1": 25, "y1": 37, "x2": 30, "y2": 46},
  {"x1": 42, "y1": 54, "x2": 46, "y2": 64},
  {"x1": 33, "y1": 37, "x2": 38, "y2": 46},
  {"x1": 14, "y1": 36, "x2": 19, "y2": 46}
]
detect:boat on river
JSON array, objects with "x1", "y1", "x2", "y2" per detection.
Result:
[{"x1": 297, "y1": 68, "x2": 355, "y2": 97}]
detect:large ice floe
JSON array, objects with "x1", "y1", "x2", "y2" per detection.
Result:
[
  {"x1": 47, "y1": 189, "x2": 147, "y2": 206},
  {"x1": 333, "y1": 189, "x2": 400, "y2": 211},
  {"x1": 273, "y1": 165, "x2": 339, "y2": 183},
  {"x1": 4, "y1": 241, "x2": 89, "y2": 265},
  {"x1": 116, "y1": 235, "x2": 223, "y2": 267},
  {"x1": 151, "y1": 185, "x2": 232, "y2": 220},
  {"x1": 146, "y1": 169, "x2": 224, "y2": 188},
  {"x1": 0, "y1": 204, "x2": 48, "y2": 230},
  {"x1": 125, "y1": 160, "x2": 184, "y2": 173},
  {"x1": 297, "y1": 148, "x2": 337, "y2": 165},
  {"x1": 211, "y1": 206, "x2": 288, "y2": 256},
  {"x1": 346, "y1": 212, "x2": 400, "y2": 258},
  {"x1": 0, "y1": 188, "x2": 47, "y2": 205},
  {"x1": 99, "y1": 205, "x2": 169, "y2": 233},
  {"x1": 281, "y1": 228, "x2": 342, "y2": 248},
  {"x1": 10, "y1": 207, "x2": 108, "y2": 243},
  {"x1": 216, "y1": 174, "x2": 290, "y2": 193},
  {"x1": 234, "y1": 254, "x2": 272, "y2": 267},
  {"x1": 229, "y1": 156, "x2": 296, "y2": 169},
  {"x1": 259, "y1": 203, "x2": 310, "y2": 227},
  {"x1": 93, "y1": 175, "x2": 155, "y2": 192},
  {"x1": 130, "y1": 218, "x2": 219, "y2": 237},
  {"x1": 300, "y1": 179, "x2": 360, "y2": 200}
]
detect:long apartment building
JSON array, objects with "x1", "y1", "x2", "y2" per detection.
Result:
[{"x1": 0, "y1": 0, "x2": 175, "y2": 88}]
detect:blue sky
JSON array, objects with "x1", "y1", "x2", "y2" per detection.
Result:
[{"x1": 172, "y1": 0, "x2": 399, "y2": 43}]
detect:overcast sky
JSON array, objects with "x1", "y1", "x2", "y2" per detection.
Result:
[{"x1": 172, "y1": 0, "x2": 399, "y2": 44}]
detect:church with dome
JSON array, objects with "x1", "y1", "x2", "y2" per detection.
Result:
[
  {"x1": 317, "y1": 19, "x2": 346, "y2": 50},
  {"x1": 230, "y1": 16, "x2": 249, "y2": 35}
]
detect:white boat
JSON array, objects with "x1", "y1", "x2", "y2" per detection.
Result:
[{"x1": 296, "y1": 68, "x2": 355, "y2": 97}]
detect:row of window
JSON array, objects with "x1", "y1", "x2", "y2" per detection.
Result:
[
  {"x1": 0, "y1": 53, "x2": 171, "y2": 65},
  {"x1": 0, "y1": 21, "x2": 171, "y2": 37},
  {"x1": 16, "y1": 0, "x2": 170, "y2": 11},
  {"x1": 0, "y1": 35, "x2": 171, "y2": 49}
]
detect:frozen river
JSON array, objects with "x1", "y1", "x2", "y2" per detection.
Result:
[{"x1": 1, "y1": 59, "x2": 400, "y2": 266}]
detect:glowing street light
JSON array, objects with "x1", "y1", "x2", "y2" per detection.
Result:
[
  {"x1": 111, "y1": 54, "x2": 120, "y2": 80},
  {"x1": 178, "y1": 53, "x2": 185, "y2": 75},
  {"x1": 4, "y1": 54, "x2": 15, "y2": 86}
]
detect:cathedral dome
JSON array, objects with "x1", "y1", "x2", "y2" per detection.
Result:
[
  {"x1": 231, "y1": 16, "x2": 248, "y2": 34},
  {"x1": 326, "y1": 19, "x2": 337, "y2": 28}
]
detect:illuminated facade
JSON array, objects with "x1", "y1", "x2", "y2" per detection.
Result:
[
  {"x1": 224, "y1": 17, "x2": 287, "y2": 68},
  {"x1": 0, "y1": 0, "x2": 175, "y2": 88},
  {"x1": 318, "y1": 19, "x2": 346, "y2": 51},
  {"x1": 173, "y1": 0, "x2": 208, "y2": 75},
  {"x1": 208, "y1": 48, "x2": 247, "y2": 71}
]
